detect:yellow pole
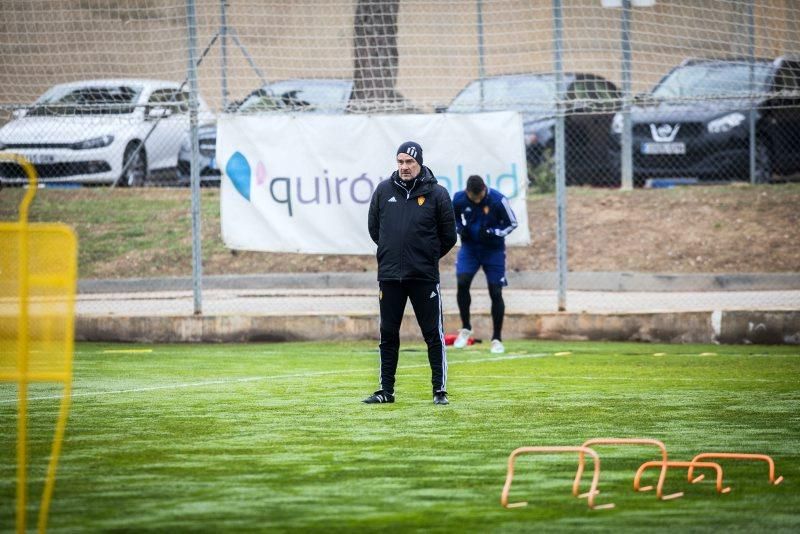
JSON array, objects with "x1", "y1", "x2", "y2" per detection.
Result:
[
  {"x1": 16, "y1": 382, "x2": 27, "y2": 534},
  {"x1": 38, "y1": 381, "x2": 72, "y2": 533},
  {"x1": 40, "y1": 229, "x2": 77, "y2": 533},
  {"x1": 3, "y1": 153, "x2": 75, "y2": 533},
  {"x1": 4, "y1": 153, "x2": 38, "y2": 534},
  {"x1": 14, "y1": 156, "x2": 38, "y2": 223}
]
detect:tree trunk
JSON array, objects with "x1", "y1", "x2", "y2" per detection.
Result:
[{"x1": 349, "y1": 0, "x2": 409, "y2": 113}]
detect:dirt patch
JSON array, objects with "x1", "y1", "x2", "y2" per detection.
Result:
[
  {"x1": 202, "y1": 183, "x2": 800, "y2": 276},
  {"x1": 2, "y1": 183, "x2": 798, "y2": 278}
]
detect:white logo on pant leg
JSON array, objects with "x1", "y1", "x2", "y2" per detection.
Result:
[{"x1": 430, "y1": 291, "x2": 437, "y2": 298}]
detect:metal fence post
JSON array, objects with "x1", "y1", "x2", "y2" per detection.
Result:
[
  {"x1": 748, "y1": 0, "x2": 757, "y2": 184},
  {"x1": 477, "y1": 0, "x2": 485, "y2": 109},
  {"x1": 186, "y1": 0, "x2": 203, "y2": 315},
  {"x1": 553, "y1": 0, "x2": 567, "y2": 311},
  {"x1": 221, "y1": 0, "x2": 230, "y2": 110},
  {"x1": 620, "y1": 0, "x2": 634, "y2": 191}
]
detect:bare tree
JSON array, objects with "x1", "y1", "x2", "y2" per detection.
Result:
[{"x1": 349, "y1": 0, "x2": 410, "y2": 113}]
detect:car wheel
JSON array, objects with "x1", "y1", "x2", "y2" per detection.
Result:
[
  {"x1": 118, "y1": 143, "x2": 147, "y2": 187},
  {"x1": 753, "y1": 141, "x2": 772, "y2": 184}
]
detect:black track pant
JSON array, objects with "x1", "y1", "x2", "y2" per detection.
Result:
[
  {"x1": 378, "y1": 280, "x2": 447, "y2": 395},
  {"x1": 456, "y1": 272, "x2": 505, "y2": 341}
]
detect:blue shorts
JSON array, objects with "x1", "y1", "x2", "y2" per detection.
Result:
[{"x1": 456, "y1": 245, "x2": 508, "y2": 286}]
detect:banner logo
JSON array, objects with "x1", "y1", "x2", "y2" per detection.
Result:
[{"x1": 226, "y1": 151, "x2": 252, "y2": 201}]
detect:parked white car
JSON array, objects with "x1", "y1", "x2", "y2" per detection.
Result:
[{"x1": 0, "y1": 79, "x2": 213, "y2": 186}]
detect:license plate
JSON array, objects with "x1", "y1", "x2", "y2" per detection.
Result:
[
  {"x1": 641, "y1": 142, "x2": 686, "y2": 155},
  {"x1": 27, "y1": 154, "x2": 56, "y2": 164}
]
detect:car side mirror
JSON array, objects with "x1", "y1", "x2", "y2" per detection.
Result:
[
  {"x1": 12, "y1": 108, "x2": 28, "y2": 119},
  {"x1": 147, "y1": 106, "x2": 172, "y2": 119}
]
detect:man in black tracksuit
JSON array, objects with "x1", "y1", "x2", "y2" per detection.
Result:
[{"x1": 363, "y1": 141, "x2": 457, "y2": 405}]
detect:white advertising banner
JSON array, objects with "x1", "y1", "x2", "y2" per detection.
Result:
[{"x1": 217, "y1": 111, "x2": 530, "y2": 254}]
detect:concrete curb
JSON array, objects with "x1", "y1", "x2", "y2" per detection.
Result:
[
  {"x1": 78, "y1": 271, "x2": 800, "y2": 294},
  {"x1": 76, "y1": 309, "x2": 800, "y2": 345}
]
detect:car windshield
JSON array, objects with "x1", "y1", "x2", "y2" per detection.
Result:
[
  {"x1": 237, "y1": 80, "x2": 352, "y2": 113},
  {"x1": 651, "y1": 62, "x2": 771, "y2": 99},
  {"x1": 448, "y1": 76, "x2": 557, "y2": 113},
  {"x1": 236, "y1": 91, "x2": 284, "y2": 113},
  {"x1": 28, "y1": 85, "x2": 141, "y2": 116}
]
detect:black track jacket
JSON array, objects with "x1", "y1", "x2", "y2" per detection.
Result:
[{"x1": 368, "y1": 166, "x2": 457, "y2": 282}]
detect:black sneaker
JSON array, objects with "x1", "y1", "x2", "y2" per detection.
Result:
[
  {"x1": 363, "y1": 390, "x2": 395, "y2": 404},
  {"x1": 433, "y1": 391, "x2": 449, "y2": 405}
]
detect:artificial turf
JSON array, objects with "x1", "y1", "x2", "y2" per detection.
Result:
[{"x1": 1, "y1": 340, "x2": 799, "y2": 532}]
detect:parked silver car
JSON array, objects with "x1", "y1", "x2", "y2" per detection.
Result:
[
  {"x1": 444, "y1": 73, "x2": 622, "y2": 187},
  {"x1": 177, "y1": 79, "x2": 356, "y2": 186}
]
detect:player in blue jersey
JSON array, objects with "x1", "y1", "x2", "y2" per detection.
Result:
[{"x1": 451, "y1": 175, "x2": 518, "y2": 354}]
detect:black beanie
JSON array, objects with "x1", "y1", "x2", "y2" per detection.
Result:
[{"x1": 396, "y1": 141, "x2": 423, "y2": 166}]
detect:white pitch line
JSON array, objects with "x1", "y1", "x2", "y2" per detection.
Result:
[
  {"x1": 0, "y1": 352, "x2": 552, "y2": 404},
  {"x1": 470, "y1": 374, "x2": 779, "y2": 383},
  {"x1": 1, "y1": 352, "x2": 789, "y2": 404}
]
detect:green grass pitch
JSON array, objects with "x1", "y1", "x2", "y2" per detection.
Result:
[{"x1": 2, "y1": 340, "x2": 799, "y2": 532}]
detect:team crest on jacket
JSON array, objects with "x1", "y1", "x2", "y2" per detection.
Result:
[
  {"x1": 483, "y1": 206, "x2": 490, "y2": 214},
  {"x1": 418, "y1": 196, "x2": 426, "y2": 206}
]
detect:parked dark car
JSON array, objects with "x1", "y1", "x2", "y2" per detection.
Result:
[
  {"x1": 443, "y1": 73, "x2": 622, "y2": 186},
  {"x1": 610, "y1": 56, "x2": 800, "y2": 185}
]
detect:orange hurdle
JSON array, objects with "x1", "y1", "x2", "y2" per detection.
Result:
[
  {"x1": 502, "y1": 446, "x2": 615, "y2": 510},
  {"x1": 573, "y1": 438, "x2": 684, "y2": 501},
  {"x1": 635, "y1": 461, "x2": 731, "y2": 494},
  {"x1": 687, "y1": 453, "x2": 784, "y2": 486}
]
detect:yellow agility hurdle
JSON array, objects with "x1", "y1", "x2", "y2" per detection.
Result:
[
  {"x1": 501, "y1": 446, "x2": 615, "y2": 510},
  {"x1": 687, "y1": 452, "x2": 784, "y2": 486},
  {"x1": 573, "y1": 438, "x2": 684, "y2": 501},
  {"x1": 0, "y1": 154, "x2": 77, "y2": 533},
  {"x1": 634, "y1": 460, "x2": 731, "y2": 495}
]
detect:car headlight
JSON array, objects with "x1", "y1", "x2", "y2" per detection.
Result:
[
  {"x1": 707, "y1": 112, "x2": 746, "y2": 134},
  {"x1": 72, "y1": 135, "x2": 114, "y2": 150},
  {"x1": 611, "y1": 113, "x2": 623, "y2": 134}
]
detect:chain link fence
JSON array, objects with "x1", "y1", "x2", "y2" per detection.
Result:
[{"x1": 1, "y1": 0, "x2": 798, "y2": 319}]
